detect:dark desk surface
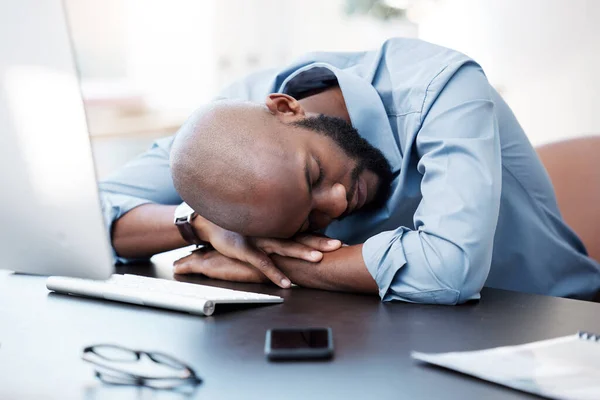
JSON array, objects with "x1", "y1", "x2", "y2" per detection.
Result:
[{"x1": 1, "y1": 262, "x2": 600, "y2": 400}]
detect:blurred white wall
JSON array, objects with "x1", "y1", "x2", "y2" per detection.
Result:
[
  {"x1": 124, "y1": 1, "x2": 216, "y2": 109},
  {"x1": 413, "y1": 0, "x2": 600, "y2": 145}
]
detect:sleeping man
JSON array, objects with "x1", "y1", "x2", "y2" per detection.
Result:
[{"x1": 100, "y1": 38, "x2": 600, "y2": 304}]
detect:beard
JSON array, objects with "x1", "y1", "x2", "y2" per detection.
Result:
[{"x1": 291, "y1": 114, "x2": 393, "y2": 212}]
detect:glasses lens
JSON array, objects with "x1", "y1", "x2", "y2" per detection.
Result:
[
  {"x1": 145, "y1": 377, "x2": 200, "y2": 390},
  {"x1": 91, "y1": 345, "x2": 138, "y2": 362},
  {"x1": 97, "y1": 370, "x2": 200, "y2": 391},
  {"x1": 147, "y1": 352, "x2": 187, "y2": 370},
  {"x1": 96, "y1": 370, "x2": 140, "y2": 386}
]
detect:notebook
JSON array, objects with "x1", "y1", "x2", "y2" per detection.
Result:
[{"x1": 412, "y1": 332, "x2": 600, "y2": 400}]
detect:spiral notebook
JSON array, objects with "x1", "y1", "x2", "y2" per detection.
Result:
[{"x1": 412, "y1": 332, "x2": 600, "y2": 400}]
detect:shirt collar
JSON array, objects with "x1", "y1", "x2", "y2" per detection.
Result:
[{"x1": 278, "y1": 63, "x2": 402, "y2": 173}]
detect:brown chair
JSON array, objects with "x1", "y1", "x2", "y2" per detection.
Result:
[{"x1": 536, "y1": 136, "x2": 600, "y2": 263}]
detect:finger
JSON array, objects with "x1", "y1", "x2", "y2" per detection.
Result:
[
  {"x1": 294, "y1": 234, "x2": 342, "y2": 252},
  {"x1": 174, "y1": 251, "x2": 268, "y2": 283},
  {"x1": 255, "y1": 238, "x2": 323, "y2": 262},
  {"x1": 243, "y1": 249, "x2": 291, "y2": 289},
  {"x1": 173, "y1": 252, "x2": 204, "y2": 275},
  {"x1": 198, "y1": 252, "x2": 268, "y2": 283}
]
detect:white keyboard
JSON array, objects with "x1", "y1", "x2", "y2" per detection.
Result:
[{"x1": 46, "y1": 274, "x2": 283, "y2": 316}]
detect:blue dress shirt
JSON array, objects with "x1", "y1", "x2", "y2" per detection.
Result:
[{"x1": 100, "y1": 38, "x2": 600, "y2": 304}]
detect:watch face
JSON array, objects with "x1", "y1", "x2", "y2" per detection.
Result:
[{"x1": 174, "y1": 202, "x2": 195, "y2": 220}]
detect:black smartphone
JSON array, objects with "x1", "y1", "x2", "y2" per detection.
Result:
[{"x1": 265, "y1": 327, "x2": 334, "y2": 361}]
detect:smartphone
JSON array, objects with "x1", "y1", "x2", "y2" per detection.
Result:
[{"x1": 265, "y1": 327, "x2": 334, "y2": 361}]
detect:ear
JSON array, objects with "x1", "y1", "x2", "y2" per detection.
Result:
[{"x1": 265, "y1": 93, "x2": 306, "y2": 121}]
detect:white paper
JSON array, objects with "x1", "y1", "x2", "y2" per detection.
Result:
[{"x1": 412, "y1": 334, "x2": 600, "y2": 400}]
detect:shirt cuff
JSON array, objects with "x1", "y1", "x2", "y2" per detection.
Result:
[
  {"x1": 362, "y1": 228, "x2": 463, "y2": 304},
  {"x1": 362, "y1": 227, "x2": 410, "y2": 300},
  {"x1": 100, "y1": 192, "x2": 153, "y2": 265}
]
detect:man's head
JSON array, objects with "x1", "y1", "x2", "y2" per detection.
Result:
[{"x1": 170, "y1": 93, "x2": 392, "y2": 238}]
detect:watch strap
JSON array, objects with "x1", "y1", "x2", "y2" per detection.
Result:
[{"x1": 175, "y1": 214, "x2": 206, "y2": 246}]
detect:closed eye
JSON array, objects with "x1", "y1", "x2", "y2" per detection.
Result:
[
  {"x1": 313, "y1": 156, "x2": 324, "y2": 187},
  {"x1": 305, "y1": 155, "x2": 324, "y2": 196}
]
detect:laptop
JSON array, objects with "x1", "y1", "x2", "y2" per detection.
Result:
[{"x1": 0, "y1": 0, "x2": 282, "y2": 316}]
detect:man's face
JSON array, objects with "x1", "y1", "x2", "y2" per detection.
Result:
[{"x1": 249, "y1": 114, "x2": 393, "y2": 238}]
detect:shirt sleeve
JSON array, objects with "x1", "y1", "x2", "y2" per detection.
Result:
[
  {"x1": 362, "y1": 63, "x2": 502, "y2": 305},
  {"x1": 98, "y1": 136, "x2": 182, "y2": 264}
]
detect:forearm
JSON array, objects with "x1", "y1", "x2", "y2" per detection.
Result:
[
  {"x1": 272, "y1": 244, "x2": 378, "y2": 294},
  {"x1": 111, "y1": 204, "x2": 188, "y2": 259}
]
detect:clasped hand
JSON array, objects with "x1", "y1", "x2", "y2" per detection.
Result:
[{"x1": 173, "y1": 218, "x2": 341, "y2": 287}]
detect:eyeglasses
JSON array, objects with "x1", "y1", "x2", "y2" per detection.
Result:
[{"x1": 82, "y1": 344, "x2": 202, "y2": 391}]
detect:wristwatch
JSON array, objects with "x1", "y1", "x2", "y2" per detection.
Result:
[{"x1": 174, "y1": 202, "x2": 207, "y2": 246}]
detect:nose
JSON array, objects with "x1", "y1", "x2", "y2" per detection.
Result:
[{"x1": 309, "y1": 183, "x2": 348, "y2": 229}]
